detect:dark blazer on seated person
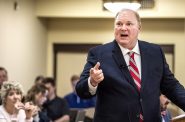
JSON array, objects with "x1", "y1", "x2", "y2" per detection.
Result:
[
  {"x1": 64, "y1": 92, "x2": 96, "y2": 109},
  {"x1": 76, "y1": 40, "x2": 185, "y2": 122}
]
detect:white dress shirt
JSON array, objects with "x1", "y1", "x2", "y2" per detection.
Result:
[{"x1": 88, "y1": 41, "x2": 141, "y2": 95}]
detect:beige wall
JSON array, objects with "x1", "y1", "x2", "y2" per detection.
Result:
[
  {"x1": 36, "y1": 0, "x2": 185, "y2": 18},
  {"x1": 0, "y1": 0, "x2": 47, "y2": 92},
  {"x1": 57, "y1": 52, "x2": 87, "y2": 97},
  {"x1": 47, "y1": 18, "x2": 114, "y2": 76}
]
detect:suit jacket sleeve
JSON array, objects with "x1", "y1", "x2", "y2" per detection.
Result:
[{"x1": 160, "y1": 47, "x2": 185, "y2": 111}]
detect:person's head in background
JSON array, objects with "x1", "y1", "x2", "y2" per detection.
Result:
[
  {"x1": 0, "y1": 67, "x2": 8, "y2": 88},
  {"x1": 1, "y1": 81, "x2": 24, "y2": 109},
  {"x1": 160, "y1": 94, "x2": 170, "y2": 112},
  {"x1": 114, "y1": 9, "x2": 141, "y2": 50},
  {"x1": 71, "y1": 75, "x2": 80, "y2": 92},
  {"x1": 25, "y1": 83, "x2": 48, "y2": 108},
  {"x1": 42, "y1": 77, "x2": 56, "y2": 101},
  {"x1": 34, "y1": 75, "x2": 44, "y2": 85},
  {"x1": 1, "y1": 81, "x2": 37, "y2": 120}
]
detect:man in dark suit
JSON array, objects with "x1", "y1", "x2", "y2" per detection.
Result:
[{"x1": 75, "y1": 9, "x2": 185, "y2": 122}]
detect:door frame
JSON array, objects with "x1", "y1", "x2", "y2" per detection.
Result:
[{"x1": 53, "y1": 43, "x2": 101, "y2": 81}]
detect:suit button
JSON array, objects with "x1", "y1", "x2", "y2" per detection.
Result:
[
  {"x1": 140, "y1": 98, "x2": 142, "y2": 102},
  {"x1": 136, "y1": 114, "x2": 140, "y2": 118}
]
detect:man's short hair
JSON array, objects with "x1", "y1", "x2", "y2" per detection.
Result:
[
  {"x1": 115, "y1": 9, "x2": 141, "y2": 27},
  {"x1": 71, "y1": 75, "x2": 80, "y2": 82},
  {"x1": 42, "y1": 77, "x2": 56, "y2": 87}
]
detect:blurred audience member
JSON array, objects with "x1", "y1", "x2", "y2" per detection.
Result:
[
  {"x1": 64, "y1": 75, "x2": 96, "y2": 122},
  {"x1": 160, "y1": 94, "x2": 172, "y2": 122},
  {"x1": 64, "y1": 75, "x2": 96, "y2": 109},
  {"x1": 0, "y1": 81, "x2": 36, "y2": 121},
  {"x1": 42, "y1": 77, "x2": 70, "y2": 122},
  {"x1": 34, "y1": 75, "x2": 45, "y2": 85},
  {"x1": 25, "y1": 83, "x2": 50, "y2": 122},
  {"x1": 0, "y1": 67, "x2": 8, "y2": 89},
  {"x1": 0, "y1": 67, "x2": 8, "y2": 105}
]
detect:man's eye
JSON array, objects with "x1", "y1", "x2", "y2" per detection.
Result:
[
  {"x1": 116, "y1": 23, "x2": 122, "y2": 26},
  {"x1": 127, "y1": 23, "x2": 133, "y2": 26}
]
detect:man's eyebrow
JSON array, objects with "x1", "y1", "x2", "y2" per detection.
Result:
[{"x1": 127, "y1": 21, "x2": 133, "y2": 23}]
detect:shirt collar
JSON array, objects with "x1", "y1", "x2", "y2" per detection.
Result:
[{"x1": 118, "y1": 41, "x2": 140, "y2": 56}]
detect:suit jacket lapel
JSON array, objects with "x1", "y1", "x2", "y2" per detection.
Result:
[
  {"x1": 139, "y1": 41, "x2": 149, "y2": 92},
  {"x1": 112, "y1": 41, "x2": 139, "y2": 93}
]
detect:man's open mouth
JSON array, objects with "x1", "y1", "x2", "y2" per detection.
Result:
[{"x1": 120, "y1": 34, "x2": 128, "y2": 37}]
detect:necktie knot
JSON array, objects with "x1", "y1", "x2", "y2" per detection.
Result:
[{"x1": 129, "y1": 51, "x2": 135, "y2": 59}]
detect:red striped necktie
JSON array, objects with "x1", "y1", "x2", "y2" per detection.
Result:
[{"x1": 129, "y1": 51, "x2": 143, "y2": 122}]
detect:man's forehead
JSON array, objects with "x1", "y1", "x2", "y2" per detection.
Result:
[{"x1": 116, "y1": 11, "x2": 136, "y2": 19}]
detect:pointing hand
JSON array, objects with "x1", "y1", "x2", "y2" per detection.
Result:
[{"x1": 90, "y1": 62, "x2": 104, "y2": 87}]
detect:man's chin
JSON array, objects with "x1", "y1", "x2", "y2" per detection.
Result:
[
  {"x1": 118, "y1": 40, "x2": 131, "y2": 46},
  {"x1": 117, "y1": 38, "x2": 128, "y2": 43}
]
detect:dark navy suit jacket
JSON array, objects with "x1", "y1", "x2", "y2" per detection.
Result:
[{"x1": 76, "y1": 40, "x2": 185, "y2": 122}]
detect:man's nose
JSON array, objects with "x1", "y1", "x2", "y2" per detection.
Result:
[{"x1": 121, "y1": 24, "x2": 127, "y2": 30}]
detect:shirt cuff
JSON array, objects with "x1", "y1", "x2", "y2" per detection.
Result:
[{"x1": 88, "y1": 77, "x2": 97, "y2": 95}]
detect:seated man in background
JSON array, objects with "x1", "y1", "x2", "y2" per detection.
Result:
[
  {"x1": 64, "y1": 75, "x2": 96, "y2": 122},
  {"x1": 64, "y1": 75, "x2": 96, "y2": 108},
  {"x1": 160, "y1": 94, "x2": 172, "y2": 122},
  {"x1": 34, "y1": 75, "x2": 45, "y2": 85},
  {"x1": 42, "y1": 77, "x2": 70, "y2": 122}
]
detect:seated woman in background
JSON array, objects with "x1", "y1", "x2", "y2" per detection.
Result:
[
  {"x1": 24, "y1": 83, "x2": 50, "y2": 122},
  {"x1": 0, "y1": 81, "x2": 36, "y2": 122}
]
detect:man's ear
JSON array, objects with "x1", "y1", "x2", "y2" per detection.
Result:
[{"x1": 138, "y1": 25, "x2": 141, "y2": 30}]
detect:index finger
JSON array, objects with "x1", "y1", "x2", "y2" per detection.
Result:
[{"x1": 94, "y1": 62, "x2": 100, "y2": 70}]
